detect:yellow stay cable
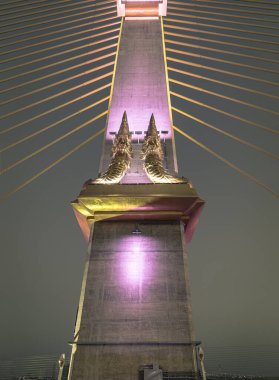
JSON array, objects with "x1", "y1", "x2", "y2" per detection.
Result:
[
  {"x1": 167, "y1": 11, "x2": 279, "y2": 31},
  {"x1": 1, "y1": 3, "x2": 115, "y2": 29},
  {"x1": 166, "y1": 40, "x2": 279, "y2": 70},
  {"x1": 165, "y1": 17, "x2": 278, "y2": 38},
  {"x1": 167, "y1": 56, "x2": 278, "y2": 87},
  {"x1": 173, "y1": 125, "x2": 279, "y2": 199},
  {"x1": 168, "y1": 66, "x2": 279, "y2": 100},
  {"x1": 164, "y1": 30, "x2": 279, "y2": 56},
  {"x1": 1, "y1": 63, "x2": 114, "y2": 119},
  {"x1": 167, "y1": 47, "x2": 279, "y2": 79},
  {"x1": 172, "y1": 106, "x2": 279, "y2": 160},
  {"x1": 168, "y1": 5, "x2": 279, "y2": 24},
  {"x1": 1, "y1": 85, "x2": 111, "y2": 152},
  {"x1": 1, "y1": 128, "x2": 105, "y2": 202},
  {"x1": 0, "y1": 52, "x2": 115, "y2": 100},
  {"x1": 170, "y1": 91, "x2": 278, "y2": 135},
  {"x1": 168, "y1": 1, "x2": 279, "y2": 16},
  {"x1": 1, "y1": 29, "x2": 120, "y2": 65},
  {"x1": 1, "y1": 8, "x2": 116, "y2": 36},
  {"x1": 1, "y1": 20, "x2": 120, "y2": 52},
  {"x1": 1, "y1": 109, "x2": 109, "y2": 175},
  {"x1": 169, "y1": 78, "x2": 279, "y2": 116},
  {"x1": 163, "y1": 22, "x2": 279, "y2": 46},
  {"x1": 0, "y1": 15, "x2": 118, "y2": 43},
  {"x1": 0, "y1": 72, "x2": 113, "y2": 135},
  {"x1": 0, "y1": 44, "x2": 117, "y2": 85}
]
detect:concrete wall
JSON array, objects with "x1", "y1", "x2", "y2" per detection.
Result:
[
  {"x1": 69, "y1": 221, "x2": 197, "y2": 379},
  {"x1": 100, "y1": 19, "x2": 177, "y2": 183},
  {"x1": 68, "y1": 17, "x2": 199, "y2": 380}
]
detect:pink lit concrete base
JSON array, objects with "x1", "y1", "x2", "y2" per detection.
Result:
[{"x1": 68, "y1": 221, "x2": 200, "y2": 379}]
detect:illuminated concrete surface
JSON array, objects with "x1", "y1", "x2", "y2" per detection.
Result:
[
  {"x1": 69, "y1": 221, "x2": 198, "y2": 379},
  {"x1": 69, "y1": 13, "x2": 204, "y2": 380},
  {"x1": 100, "y1": 19, "x2": 177, "y2": 184}
]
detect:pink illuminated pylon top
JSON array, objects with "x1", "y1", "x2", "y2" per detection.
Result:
[{"x1": 117, "y1": 0, "x2": 167, "y2": 17}]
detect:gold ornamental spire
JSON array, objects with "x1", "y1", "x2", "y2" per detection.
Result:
[
  {"x1": 93, "y1": 111, "x2": 132, "y2": 184},
  {"x1": 141, "y1": 113, "x2": 187, "y2": 184}
]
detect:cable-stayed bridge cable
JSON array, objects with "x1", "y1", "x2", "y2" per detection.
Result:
[
  {"x1": 168, "y1": 11, "x2": 279, "y2": 31},
  {"x1": 168, "y1": 5, "x2": 279, "y2": 24},
  {"x1": 0, "y1": 44, "x2": 117, "y2": 83},
  {"x1": 173, "y1": 125, "x2": 279, "y2": 199},
  {"x1": 172, "y1": 106, "x2": 279, "y2": 160},
  {"x1": 0, "y1": 15, "x2": 118, "y2": 42},
  {"x1": 168, "y1": 67, "x2": 279, "y2": 100},
  {"x1": 166, "y1": 40, "x2": 279, "y2": 70},
  {"x1": 166, "y1": 47, "x2": 279, "y2": 76},
  {"x1": 170, "y1": 91, "x2": 278, "y2": 135},
  {"x1": 1, "y1": 106, "x2": 109, "y2": 174},
  {"x1": 1, "y1": 128, "x2": 106, "y2": 202},
  {"x1": 164, "y1": 30, "x2": 279, "y2": 55},
  {"x1": 166, "y1": 17, "x2": 279, "y2": 38},
  {"x1": 0, "y1": 52, "x2": 116, "y2": 98},
  {"x1": 164, "y1": 22, "x2": 279, "y2": 46},
  {"x1": 1, "y1": 29, "x2": 120, "y2": 65},
  {"x1": 1, "y1": 19, "x2": 121, "y2": 49},
  {"x1": 168, "y1": 1, "x2": 279, "y2": 16},
  {"x1": 1, "y1": 85, "x2": 111, "y2": 151},
  {"x1": 169, "y1": 78, "x2": 279, "y2": 116},
  {"x1": 0, "y1": 72, "x2": 113, "y2": 133},
  {"x1": 168, "y1": 0, "x2": 279, "y2": 11},
  {"x1": 0, "y1": 8, "x2": 117, "y2": 35},
  {"x1": 167, "y1": 56, "x2": 279, "y2": 87},
  {"x1": 0, "y1": 3, "x2": 116, "y2": 28},
  {"x1": 0, "y1": 1, "x2": 114, "y2": 23}
]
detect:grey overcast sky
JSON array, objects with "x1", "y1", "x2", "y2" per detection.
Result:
[{"x1": 0, "y1": 0, "x2": 279, "y2": 375}]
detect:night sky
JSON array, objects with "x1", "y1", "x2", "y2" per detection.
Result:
[{"x1": 0, "y1": 0, "x2": 279, "y2": 375}]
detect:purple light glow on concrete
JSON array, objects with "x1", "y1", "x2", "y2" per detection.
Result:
[
  {"x1": 105, "y1": 20, "x2": 172, "y2": 141},
  {"x1": 125, "y1": 241, "x2": 145, "y2": 284},
  {"x1": 106, "y1": 108, "x2": 173, "y2": 141},
  {"x1": 100, "y1": 20, "x2": 178, "y2": 181},
  {"x1": 117, "y1": 0, "x2": 167, "y2": 17},
  {"x1": 117, "y1": 235, "x2": 157, "y2": 286}
]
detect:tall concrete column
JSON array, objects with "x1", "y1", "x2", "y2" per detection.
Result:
[{"x1": 69, "y1": 3, "x2": 204, "y2": 379}]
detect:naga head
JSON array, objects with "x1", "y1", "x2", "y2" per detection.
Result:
[
  {"x1": 112, "y1": 111, "x2": 133, "y2": 158},
  {"x1": 141, "y1": 113, "x2": 163, "y2": 160}
]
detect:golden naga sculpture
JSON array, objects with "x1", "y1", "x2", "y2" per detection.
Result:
[
  {"x1": 93, "y1": 111, "x2": 132, "y2": 184},
  {"x1": 141, "y1": 114, "x2": 187, "y2": 184}
]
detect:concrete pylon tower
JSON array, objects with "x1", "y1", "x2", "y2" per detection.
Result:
[{"x1": 69, "y1": 1, "x2": 204, "y2": 379}]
